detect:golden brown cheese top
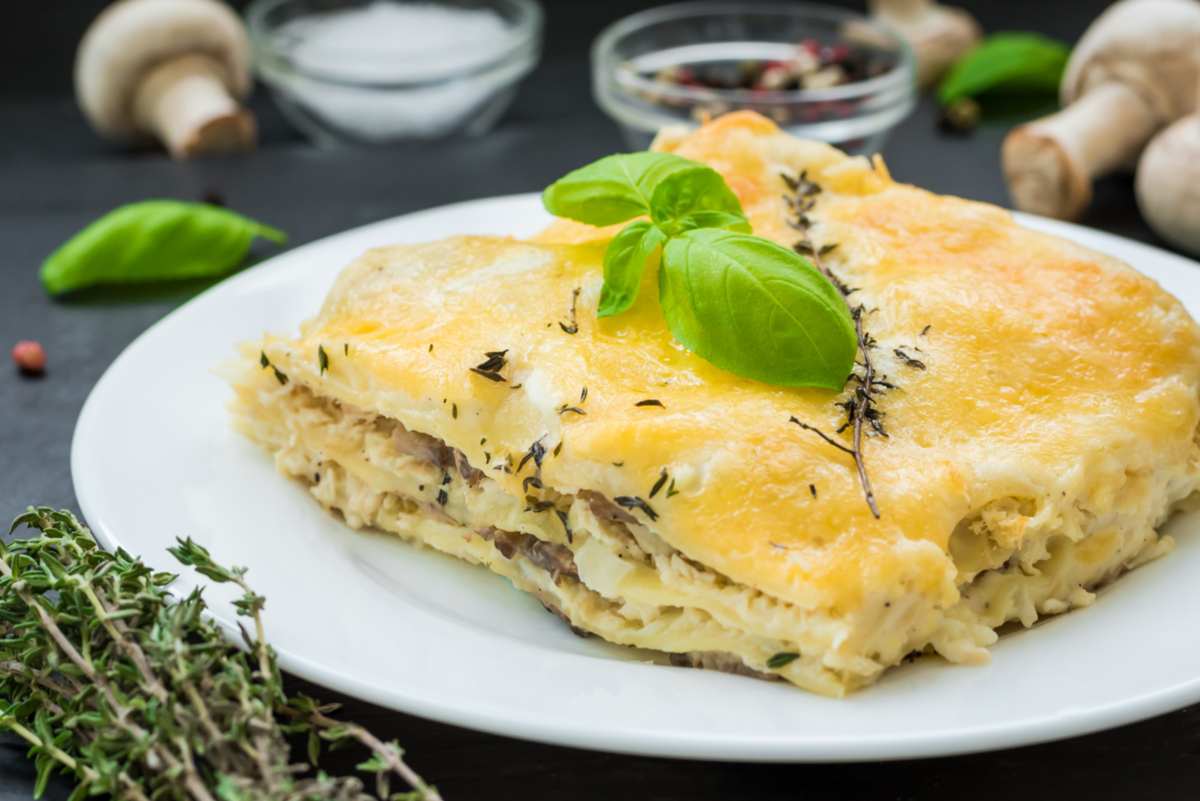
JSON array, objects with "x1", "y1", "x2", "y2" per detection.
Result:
[{"x1": 260, "y1": 113, "x2": 1200, "y2": 614}]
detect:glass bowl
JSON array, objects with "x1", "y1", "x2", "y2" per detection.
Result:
[
  {"x1": 246, "y1": 0, "x2": 542, "y2": 145},
  {"x1": 592, "y1": 1, "x2": 915, "y2": 154}
]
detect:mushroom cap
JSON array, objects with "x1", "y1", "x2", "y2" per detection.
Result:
[
  {"x1": 1062, "y1": 0, "x2": 1200, "y2": 122},
  {"x1": 1136, "y1": 113, "x2": 1200, "y2": 255},
  {"x1": 75, "y1": 0, "x2": 251, "y2": 140}
]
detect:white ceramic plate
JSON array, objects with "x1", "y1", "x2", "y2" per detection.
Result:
[{"x1": 73, "y1": 194, "x2": 1200, "y2": 762}]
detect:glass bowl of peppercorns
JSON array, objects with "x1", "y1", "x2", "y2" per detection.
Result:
[{"x1": 592, "y1": 1, "x2": 915, "y2": 153}]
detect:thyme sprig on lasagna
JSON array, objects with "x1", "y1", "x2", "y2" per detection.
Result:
[
  {"x1": 0, "y1": 508, "x2": 441, "y2": 801},
  {"x1": 542, "y1": 152, "x2": 856, "y2": 390},
  {"x1": 782, "y1": 169, "x2": 891, "y2": 518}
]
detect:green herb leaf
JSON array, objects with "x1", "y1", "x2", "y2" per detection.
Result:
[
  {"x1": 659, "y1": 229, "x2": 856, "y2": 389},
  {"x1": 938, "y1": 32, "x2": 1070, "y2": 107},
  {"x1": 767, "y1": 652, "x2": 800, "y2": 669},
  {"x1": 671, "y1": 210, "x2": 752, "y2": 234},
  {"x1": 541, "y1": 152, "x2": 708, "y2": 227},
  {"x1": 649, "y1": 166, "x2": 746, "y2": 234},
  {"x1": 599, "y1": 221, "x2": 667, "y2": 317},
  {"x1": 33, "y1": 751, "x2": 54, "y2": 799},
  {"x1": 40, "y1": 200, "x2": 287, "y2": 295}
]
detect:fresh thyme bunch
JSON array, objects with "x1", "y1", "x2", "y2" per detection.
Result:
[{"x1": 0, "y1": 507, "x2": 442, "y2": 801}]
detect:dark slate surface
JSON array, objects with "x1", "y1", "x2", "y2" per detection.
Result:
[{"x1": 2, "y1": 1, "x2": 1197, "y2": 799}]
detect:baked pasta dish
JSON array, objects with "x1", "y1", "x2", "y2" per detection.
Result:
[{"x1": 229, "y1": 112, "x2": 1200, "y2": 695}]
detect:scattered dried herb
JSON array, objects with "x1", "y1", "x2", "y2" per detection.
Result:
[
  {"x1": 259, "y1": 352, "x2": 290, "y2": 386},
  {"x1": 451, "y1": 402, "x2": 458, "y2": 419},
  {"x1": 318, "y1": 344, "x2": 329, "y2": 375},
  {"x1": 436, "y1": 489, "x2": 448, "y2": 506},
  {"x1": 344, "y1": 343, "x2": 349, "y2": 356},
  {"x1": 580, "y1": 386, "x2": 588, "y2": 403},
  {"x1": 809, "y1": 483, "x2": 817, "y2": 498},
  {"x1": 522, "y1": 475, "x2": 543, "y2": 493},
  {"x1": 636, "y1": 399, "x2": 664, "y2": 408},
  {"x1": 893, "y1": 348, "x2": 926, "y2": 370},
  {"x1": 920, "y1": 324, "x2": 932, "y2": 336},
  {"x1": 614, "y1": 496, "x2": 658, "y2": 522},
  {"x1": 666, "y1": 478, "x2": 679, "y2": 498},
  {"x1": 767, "y1": 652, "x2": 800, "y2": 669},
  {"x1": 557, "y1": 405, "x2": 586, "y2": 416},
  {"x1": 470, "y1": 350, "x2": 508, "y2": 383},
  {"x1": 516, "y1": 438, "x2": 546, "y2": 474},
  {"x1": 552, "y1": 440, "x2": 563, "y2": 457},
  {"x1": 649, "y1": 469, "x2": 669, "y2": 499}
]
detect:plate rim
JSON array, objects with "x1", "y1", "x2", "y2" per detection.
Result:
[{"x1": 71, "y1": 193, "x2": 1200, "y2": 762}]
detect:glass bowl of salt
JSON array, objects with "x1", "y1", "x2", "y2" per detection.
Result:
[{"x1": 246, "y1": 0, "x2": 542, "y2": 145}]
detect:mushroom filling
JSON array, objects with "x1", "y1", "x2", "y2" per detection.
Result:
[{"x1": 250, "y1": 385, "x2": 805, "y2": 682}]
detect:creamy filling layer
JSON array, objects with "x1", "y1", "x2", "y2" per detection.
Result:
[{"x1": 230, "y1": 377, "x2": 1191, "y2": 694}]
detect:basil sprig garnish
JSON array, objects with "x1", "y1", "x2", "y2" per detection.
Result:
[
  {"x1": 542, "y1": 153, "x2": 855, "y2": 390},
  {"x1": 40, "y1": 200, "x2": 286, "y2": 295}
]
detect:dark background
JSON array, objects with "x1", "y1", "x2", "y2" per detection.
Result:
[{"x1": 4, "y1": 1, "x2": 1198, "y2": 799}]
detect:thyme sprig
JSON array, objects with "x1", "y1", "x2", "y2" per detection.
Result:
[
  {"x1": 0, "y1": 507, "x2": 441, "y2": 801},
  {"x1": 558, "y1": 288, "x2": 581, "y2": 335},
  {"x1": 782, "y1": 170, "x2": 890, "y2": 519}
]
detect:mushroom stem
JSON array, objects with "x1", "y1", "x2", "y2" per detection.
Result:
[
  {"x1": 132, "y1": 54, "x2": 255, "y2": 159},
  {"x1": 1001, "y1": 82, "x2": 1159, "y2": 220}
]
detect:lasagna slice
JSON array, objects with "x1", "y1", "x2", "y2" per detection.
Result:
[{"x1": 229, "y1": 113, "x2": 1200, "y2": 696}]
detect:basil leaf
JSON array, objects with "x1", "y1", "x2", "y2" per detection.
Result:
[
  {"x1": 541, "y1": 152, "x2": 709, "y2": 227},
  {"x1": 599, "y1": 221, "x2": 667, "y2": 318},
  {"x1": 649, "y1": 166, "x2": 746, "y2": 233},
  {"x1": 658, "y1": 229, "x2": 855, "y2": 389},
  {"x1": 938, "y1": 33, "x2": 1069, "y2": 106},
  {"x1": 672, "y1": 210, "x2": 752, "y2": 234},
  {"x1": 40, "y1": 200, "x2": 286, "y2": 295}
]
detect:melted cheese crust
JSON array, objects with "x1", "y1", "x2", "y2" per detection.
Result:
[{"x1": 232, "y1": 112, "x2": 1200, "y2": 693}]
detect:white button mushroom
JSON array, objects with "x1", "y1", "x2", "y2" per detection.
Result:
[
  {"x1": 868, "y1": 0, "x2": 981, "y2": 88},
  {"x1": 1136, "y1": 94, "x2": 1200, "y2": 255},
  {"x1": 75, "y1": 0, "x2": 256, "y2": 159},
  {"x1": 1001, "y1": 0, "x2": 1200, "y2": 220}
]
